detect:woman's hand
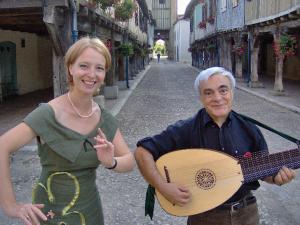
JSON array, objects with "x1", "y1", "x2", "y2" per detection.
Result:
[
  {"x1": 94, "y1": 128, "x2": 115, "y2": 167},
  {"x1": 7, "y1": 203, "x2": 47, "y2": 225}
]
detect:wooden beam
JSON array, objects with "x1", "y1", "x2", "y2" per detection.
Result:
[
  {"x1": 0, "y1": 25, "x2": 47, "y2": 34},
  {"x1": 0, "y1": 8, "x2": 47, "y2": 34},
  {"x1": 0, "y1": 15, "x2": 43, "y2": 25},
  {"x1": 0, "y1": 0, "x2": 68, "y2": 9},
  {"x1": 43, "y1": 5, "x2": 71, "y2": 96}
]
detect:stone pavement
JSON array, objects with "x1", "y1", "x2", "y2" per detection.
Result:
[
  {"x1": 0, "y1": 60, "x2": 299, "y2": 225},
  {"x1": 109, "y1": 62, "x2": 300, "y2": 118},
  {"x1": 236, "y1": 76, "x2": 300, "y2": 114}
]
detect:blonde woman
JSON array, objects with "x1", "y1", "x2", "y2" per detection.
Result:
[{"x1": 0, "y1": 37, "x2": 135, "y2": 225}]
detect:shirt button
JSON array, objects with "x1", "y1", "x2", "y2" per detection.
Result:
[{"x1": 222, "y1": 148, "x2": 225, "y2": 151}]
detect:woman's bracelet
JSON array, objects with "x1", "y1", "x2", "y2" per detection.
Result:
[{"x1": 105, "y1": 158, "x2": 117, "y2": 170}]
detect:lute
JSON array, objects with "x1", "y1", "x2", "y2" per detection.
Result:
[{"x1": 155, "y1": 148, "x2": 299, "y2": 216}]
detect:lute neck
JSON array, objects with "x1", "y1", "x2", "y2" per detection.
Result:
[{"x1": 240, "y1": 148, "x2": 300, "y2": 183}]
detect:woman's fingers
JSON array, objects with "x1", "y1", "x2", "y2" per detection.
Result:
[
  {"x1": 28, "y1": 209, "x2": 41, "y2": 225},
  {"x1": 21, "y1": 214, "x2": 32, "y2": 225},
  {"x1": 94, "y1": 139, "x2": 114, "y2": 151},
  {"x1": 97, "y1": 128, "x2": 107, "y2": 139},
  {"x1": 94, "y1": 136, "x2": 105, "y2": 143},
  {"x1": 94, "y1": 144, "x2": 109, "y2": 149},
  {"x1": 19, "y1": 203, "x2": 47, "y2": 225},
  {"x1": 32, "y1": 205, "x2": 48, "y2": 221}
]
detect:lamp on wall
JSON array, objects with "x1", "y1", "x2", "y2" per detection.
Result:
[{"x1": 21, "y1": 38, "x2": 25, "y2": 48}]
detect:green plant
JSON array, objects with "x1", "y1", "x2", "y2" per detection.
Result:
[
  {"x1": 115, "y1": 0, "x2": 136, "y2": 21},
  {"x1": 207, "y1": 43, "x2": 216, "y2": 51},
  {"x1": 118, "y1": 43, "x2": 134, "y2": 56},
  {"x1": 141, "y1": 48, "x2": 148, "y2": 57},
  {"x1": 134, "y1": 45, "x2": 142, "y2": 54},
  {"x1": 94, "y1": 0, "x2": 120, "y2": 10},
  {"x1": 273, "y1": 34, "x2": 297, "y2": 58}
]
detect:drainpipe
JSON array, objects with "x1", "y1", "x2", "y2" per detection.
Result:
[
  {"x1": 247, "y1": 31, "x2": 251, "y2": 83},
  {"x1": 216, "y1": 38, "x2": 220, "y2": 66},
  {"x1": 70, "y1": 0, "x2": 78, "y2": 43}
]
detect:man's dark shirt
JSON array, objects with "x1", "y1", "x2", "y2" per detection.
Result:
[{"x1": 137, "y1": 109, "x2": 268, "y2": 203}]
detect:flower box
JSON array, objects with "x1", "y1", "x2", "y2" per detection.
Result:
[
  {"x1": 273, "y1": 34, "x2": 297, "y2": 58},
  {"x1": 198, "y1": 21, "x2": 206, "y2": 29},
  {"x1": 232, "y1": 45, "x2": 245, "y2": 56},
  {"x1": 207, "y1": 16, "x2": 215, "y2": 24}
]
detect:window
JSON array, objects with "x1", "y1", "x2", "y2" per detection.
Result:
[
  {"x1": 159, "y1": 0, "x2": 165, "y2": 4},
  {"x1": 220, "y1": 0, "x2": 227, "y2": 12},
  {"x1": 232, "y1": 0, "x2": 239, "y2": 7}
]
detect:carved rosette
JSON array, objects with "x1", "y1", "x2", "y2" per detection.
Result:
[{"x1": 195, "y1": 169, "x2": 216, "y2": 190}]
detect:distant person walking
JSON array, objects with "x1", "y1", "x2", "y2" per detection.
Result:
[{"x1": 157, "y1": 53, "x2": 161, "y2": 63}]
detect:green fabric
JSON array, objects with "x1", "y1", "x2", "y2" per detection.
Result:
[
  {"x1": 145, "y1": 185, "x2": 155, "y2": 220},
  {"x1": 23, "y1": 103, "x2": 118, "y2": 225}
]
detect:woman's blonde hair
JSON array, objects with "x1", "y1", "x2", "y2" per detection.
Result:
[{"x1": 64, "y1": 37, "x2": 112, "y2": 85}]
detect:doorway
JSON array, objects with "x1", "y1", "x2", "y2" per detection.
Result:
[{"x1": 0, "y1": 41, "x2": 17, "y2": 102}]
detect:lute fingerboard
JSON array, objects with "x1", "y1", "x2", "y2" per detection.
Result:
[{"x1": 240, "y1": 148, "x2": 300, "y2": 183}]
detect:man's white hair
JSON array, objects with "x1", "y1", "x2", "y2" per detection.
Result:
[{"x1": 194, "y1": 67, "x2": 236, "y2": 95}]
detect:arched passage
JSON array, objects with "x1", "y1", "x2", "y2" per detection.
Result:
[{"x1": 0, "y1": 41, "x2": 17, "y2": 102}]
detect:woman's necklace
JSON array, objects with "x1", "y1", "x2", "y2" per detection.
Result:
[{"x1": 67, "y1": 92, "x2": 95, "y2": 118}]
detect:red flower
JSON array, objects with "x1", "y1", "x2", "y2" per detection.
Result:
[
  {"x1": 273, "y1": 35, "x2": 297, "y2": 58},
  {"x1": 198, "y1": 21, "x2": 206, "y2": 29},
  {"x1": 243, "y1": 152, "x2": 252, "y2": 158},
  {"x1": 232, "y1": 45, "x2": 245, "y2": 56}
]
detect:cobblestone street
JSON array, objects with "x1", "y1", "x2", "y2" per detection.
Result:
[{"x1": 1, "y1": 60, "x2": 300, "y2": 225}]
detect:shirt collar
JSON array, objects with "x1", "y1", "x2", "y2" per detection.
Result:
[{"x1": 202, "y1": 109, "x2": 233, "y2": 127}]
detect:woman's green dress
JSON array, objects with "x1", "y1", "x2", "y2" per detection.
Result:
[{"x1": 23, "y1": 103, "x2": 118, "y2": 225}]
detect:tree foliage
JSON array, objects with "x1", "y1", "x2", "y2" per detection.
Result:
[{"x1": 115, "y1": 0, "x2": 136, "y2": 21}]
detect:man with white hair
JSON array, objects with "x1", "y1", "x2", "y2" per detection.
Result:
[{"x1": 135, "y1": 67, "x2": 295, "y2": 225}]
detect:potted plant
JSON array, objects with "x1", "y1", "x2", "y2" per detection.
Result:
[
  {"x1": 273, "y1": 34, "x2": 297, "y2": 58},
  {"x1": 117, "y1": 43, "x2": 134, "y2": 89},
  {"x1": 118, "y1": 43, "x2": 134, "y2": 56},
  {"x1": 198, "y1": 21, "x2": 206, "y2": 29},
  {"x1": 115, "y1": 0, "x2": 136, "y2": 21},
  {"x1": 207, "y1": 16, "x2": 215, "y2": 24},
  {"x1": 207, "y1": 43, "x2": 216, "y2": 52},
  {"x1": 232, "y1": 44, "x2": 245, "y2": 56},
  {"x1": 92, "y1": 0, "x2": 120, "y2": 10}
]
